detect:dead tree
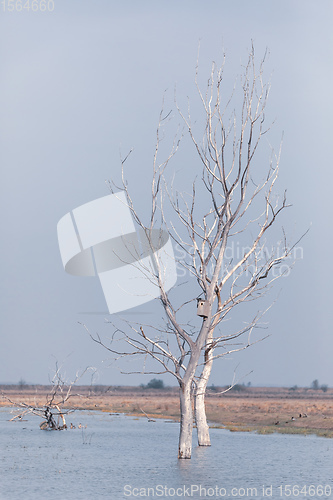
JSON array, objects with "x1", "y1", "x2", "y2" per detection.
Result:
[
  {"x1": 3, "y1": 365, "x2": 91, "y2": 430},
  {"x1": 87, "y1": 44, "x2": 301, "y2": 458}
]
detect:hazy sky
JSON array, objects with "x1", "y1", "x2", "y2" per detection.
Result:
[{"x1": 1, "y1": 0, "x2": 332, "y2": 387}]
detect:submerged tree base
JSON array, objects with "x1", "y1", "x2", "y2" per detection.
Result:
[{"x1": 39, "y1": 421, "x2": 67, "y2": 431}]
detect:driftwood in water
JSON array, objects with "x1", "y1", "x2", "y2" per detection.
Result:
[
  {"x1": 39, "y1": 405, "x2": 67, "y2": 431},
  {"x1": 2, "y1": 364, "x2": 92, "y2": 430}
]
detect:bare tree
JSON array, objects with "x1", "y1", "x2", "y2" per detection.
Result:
[
  {"x1": 3, "y1": 365, "x2": 92, "y2": 430},
  {"x1": 86, "y1": 44, "x2": 300, "y2": 458}
]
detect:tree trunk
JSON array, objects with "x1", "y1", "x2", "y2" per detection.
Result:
[
  {"x1": 194, "y1": 333, "x2": 214, "y2": 446},
  {"x1": 178, "y1": 380, "x2": 193, "y2": 459},
  {"x1": 195, "y1": 380, "x2": 211, "y2": 446}
]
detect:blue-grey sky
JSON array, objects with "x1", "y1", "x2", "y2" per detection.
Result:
[{"x1": 0, "y1": 0, "x2": 332, "y2": 387}]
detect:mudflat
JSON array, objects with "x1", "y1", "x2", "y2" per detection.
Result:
[{"x1": 1, "y1": 385, "x2": 333, "y2": 437}]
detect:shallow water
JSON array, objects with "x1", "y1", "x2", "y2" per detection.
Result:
[{"x1": 0, "y1": 407, "x2": 332, "y2": 499}]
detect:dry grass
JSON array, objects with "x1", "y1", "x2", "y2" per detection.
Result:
[{"x1": 1, "y1": 385, "x2": 333, "y2": 438}]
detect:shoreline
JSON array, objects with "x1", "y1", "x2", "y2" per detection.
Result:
[{"x1": 1, "y1": 385, "x2": 333, "y2": 438}]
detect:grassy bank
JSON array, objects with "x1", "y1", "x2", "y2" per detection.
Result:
[{"x1": 1, "y1": 385, "x2": 333, "y2": 438}]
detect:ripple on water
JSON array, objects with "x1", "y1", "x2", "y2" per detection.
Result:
[{"x1": 0, "y1": 408, "x2": 332, "y2": 499}]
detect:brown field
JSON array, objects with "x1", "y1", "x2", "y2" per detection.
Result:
[{"x1": 1, "y1": 385, "x2": 333, "y2": 437}]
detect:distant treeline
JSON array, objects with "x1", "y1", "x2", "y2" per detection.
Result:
[{"x1": 0, "y1": 380, "x2": 330, "y2": 393}]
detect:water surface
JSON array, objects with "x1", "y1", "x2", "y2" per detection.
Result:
[{"x1": 0, "y1": 407, "x2": 332, "y2": 499}]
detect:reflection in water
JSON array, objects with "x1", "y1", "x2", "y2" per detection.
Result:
[{"x1": 0, "y1": 408, "x2": 332, "y2": 500}]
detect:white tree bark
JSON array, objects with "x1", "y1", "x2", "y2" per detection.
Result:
[
  {"x1": 178, "y1": 380, "x2": 193, "y2": 459},
  {"x1": 195, "y1": 388, "x2": 211, "y2": 446},
  {"x1": 194, "y1": 337, "x2": 214, "y2": 446}
]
